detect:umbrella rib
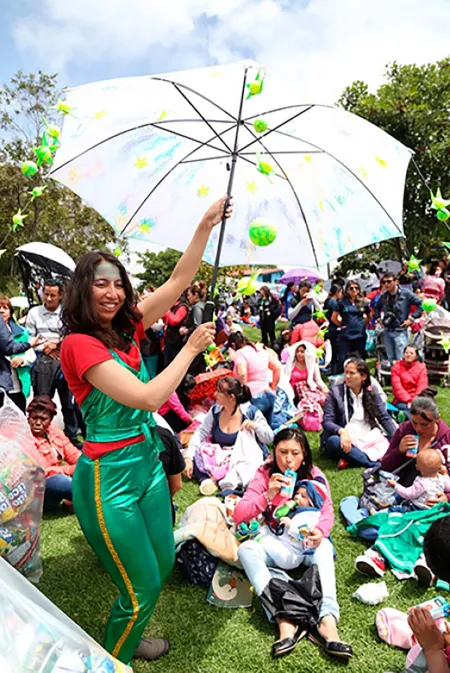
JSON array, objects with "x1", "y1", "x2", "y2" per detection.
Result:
[
  {"x1": 241, "y1": 127, "x2": 320, "y2": 267},
  {"x1": 171, "y1": 83, "x2": 232, "y2": 154},
  {"x1": 119, "y1": 122, "x2": 240, "y2": 236},
  {"x1": 50, "y1": 122, "x2": 230, "y2": 175},
  {"x1": 151, "y1": 77, "x2": 238, "y2": 122},
  {"x1": 238, "y1": 105, "x2": 315, "y2": 153},
  {"x1": 239, "y1": 150, "x2": 323, "y2": 156},
  {"x1": 265, "y1": 129, "x2": 403, "y2": 234},
  {"x1": 243, "y1": 103, "x2": 336, "y2": 120}
]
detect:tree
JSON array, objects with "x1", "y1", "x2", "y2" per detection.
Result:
[
  {"x1": 136, "y1": 247, "x2": 248, "y2": 291},
  {"x1": 336, "y1": 58, "x2": 450, "y2": 271},
  {"x1": 0, "y1": 71, "x2": 119, "y2": 282}
]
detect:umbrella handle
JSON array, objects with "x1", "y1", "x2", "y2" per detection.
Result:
[{"x1": 203, "y1": 300, "x2": 215, "y2": 323}]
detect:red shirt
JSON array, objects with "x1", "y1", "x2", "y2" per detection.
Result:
[
  {"x1": 33, "y1": 425, "x2": 80, "y2": 478},
  {"x1": 60, "y1": 322, "x2": 146, "y2": 459}
]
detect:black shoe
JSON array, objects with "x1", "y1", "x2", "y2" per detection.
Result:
[
  {"x1": 308, "y1": 624, "x2": 353, "y2": 660},
  {"x1": 271, "y1": 626, "x2": 307, "y2": 658}
]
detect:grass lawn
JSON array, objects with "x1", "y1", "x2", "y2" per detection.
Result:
[{"x1": 38, "y1": 328, "x2": 450, "y2": 673}]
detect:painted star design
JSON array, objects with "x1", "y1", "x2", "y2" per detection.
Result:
[
  {"x1": 93, "y1": 109, "x2": 106, "y2": 120},
  {"x1": 318, "y1": 200, "x2": 324, "y2": 211},
  {"x1": 359, "y1": 167, "x2": 368, "y2": 179},
  {"x1": 135, "y1": 157, "x2": 148, "y2": 169},
  {"x1": 375, "y1": 156, "x2": 388, "y2": 168},
  {"x1": 157, "y1": 110, "x2": 167, "y2": 121},
  {"x1": 197, "y1": 184, "x2": 210, "y2": 197},
  {"x1": 303, "y1": 155, "x2": 313, "y2": 163},
  {"x1": 67, "y1": 167, "x2": 81, "y2": 184},
  {"x1": 246, "y1": 181, "x2": 258, "y2": 194}
]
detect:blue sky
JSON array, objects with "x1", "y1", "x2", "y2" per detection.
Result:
[{"x1": 2, "y1": 0, "x2": 449, "y2": 102}]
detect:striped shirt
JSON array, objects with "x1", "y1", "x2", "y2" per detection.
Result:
[{"x1": 26, "y1": 304, "x2": 62, "y2": 351}]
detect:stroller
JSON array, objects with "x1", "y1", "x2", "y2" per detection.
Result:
[{"x1": 375, "y1": 327, "x2": 392, "y2": 388}]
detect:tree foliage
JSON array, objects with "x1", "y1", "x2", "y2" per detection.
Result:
[
  {"x1": 0, "y1": 71, "x2": 118, "y2": 284},
  {"x1": 335, "y1": 58, "x2": 450, "y2": 273},
  {"x1": 136, "y1": 247, "x2": 247, "y2": 291}
]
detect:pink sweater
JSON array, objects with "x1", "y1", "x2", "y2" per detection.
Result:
[
  {"x1": 233, "y1": 463, "x2": 334, "y2": 537},
  {"x1": 159, "y1": 392, "x2": 191, "y2": 423}
]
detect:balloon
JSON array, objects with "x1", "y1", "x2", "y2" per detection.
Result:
[
  {"x1": 253, "y1": 118, "x2": 268, "y2": 133},
  {"x1": 248, "y1": 219, "x2": 278, "y2": 247},
  {"x1": 20, "y1": 161, "x2": 38, "y2": 178},
  {"x1": 422, "y1": 298, "x2": 437, "y2": 313}
]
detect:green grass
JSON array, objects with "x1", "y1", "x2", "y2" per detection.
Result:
[{"x1": 37, "y1": 354, "x2": 450, "y2": 673}]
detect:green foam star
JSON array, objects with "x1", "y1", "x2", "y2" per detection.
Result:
[
  {"x1": 12, "y1": 210, "x2": 27, "y2": 231},
  {"x1": 246, "y1": 69, "x2": 264, "y2": 99},
  {"x1": 29, "y1": 185, "x2": 47, "y2": 201},
  {"x1": 55, "y1": 100, "x2": 72, "y2": 115},
  {"x1": 407, "y1": 254, "x2": 422, "y2": 273},
  {"x1": 438, "y1": 332, "x2": 450, "y2": 354},
  {"x1": 33, "y1": 134, "x2": 54, "y2": 167},
  {"x1": 431, "y1": 188, "x2": 450, "y2": 212},
  {"x1": 314, "y1": 308, "x2": 327, "y2": 322}
]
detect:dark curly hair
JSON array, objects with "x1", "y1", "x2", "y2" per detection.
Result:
[
  {"x1": 27, "y1": 395, "x2": 57, "y2": 418},
  {"x1": 61, "y1": 251, "x2": 142, "y2": 351},
  {"x1": 270, "y1": 427, "x2": 313, "y2": 481},
  {"x1": 344, "y1": 358, "x2": 380, "y2": 428}
]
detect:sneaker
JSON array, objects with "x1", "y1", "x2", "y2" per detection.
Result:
[
  {"x1": 337, "y1": 459, "x2": 349, "y2": 470},
  {"x1": 414, "y1": 555, "x2": 435, "y2": 587},
  {"x1": 199, "y1": 478, "x2": 218, "y2": 496},
  {"x1": 355, "y1": 549, "x2": 386, "y2": 577},
  {"x1": 134, "y1": 638, "x2": 169, "y2": 661}
]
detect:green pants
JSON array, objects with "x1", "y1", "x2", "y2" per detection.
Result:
[{"x1": 73, "y1": 439, "x2": 175, "y2": 664}]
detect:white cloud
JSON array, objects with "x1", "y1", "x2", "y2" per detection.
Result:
[{"x1": 12, "y1": 0, "x2": 450, "y2": 102}]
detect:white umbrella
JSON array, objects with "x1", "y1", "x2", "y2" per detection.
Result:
[{"x1": 50, "y1": 61, "x2": 412, "y2": 317}]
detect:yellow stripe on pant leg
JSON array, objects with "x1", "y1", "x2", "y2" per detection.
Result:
[{"x1": 94, "y1": 459, "x2": 140, "y2": 658}]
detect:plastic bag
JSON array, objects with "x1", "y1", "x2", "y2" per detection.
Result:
[
  {"x1": 0, "y1": 394, "x2": 45, "y2": 582},
  {"x1": 0, "y1": 557, "x2": 133, "y2": 673}
]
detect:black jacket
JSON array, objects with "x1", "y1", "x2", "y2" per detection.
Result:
[{"x1": 0, "y1": 317, "x2": 29, "y2": 391}]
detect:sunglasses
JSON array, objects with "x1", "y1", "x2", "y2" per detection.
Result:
[
  {"x1": 348, "y1": 286, "x2": 359, "y2": 291},
  {"x1": 382, "y1": 279, "x2": 394, "y2": 285}
]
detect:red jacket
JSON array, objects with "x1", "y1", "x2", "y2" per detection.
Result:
[
  {"x1": 33, "y1": 425, "x2": 80, "y2": 478},
  {"x1": 391, "y1": 360, "x2": 428, "y2": 405}
]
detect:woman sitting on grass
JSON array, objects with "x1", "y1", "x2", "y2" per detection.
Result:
[
  {"x1": 183, "y1": 376, "x2": 273, "y2": 495},
  {"x1": 284, "y1": 341, "x2": 328, "y2": 432},
  {"x1": 391, "y1": 346, "x2": 428, "y2": 420},
  {"x1": 235, "y1": 427, "x2": 353, "y2": 661},
  {"x1": 322, "y1": 358, "x2": 396, "y2": 469},
  {"x1": 27, "y1": 395, "x2": 80, "y2": 512}
]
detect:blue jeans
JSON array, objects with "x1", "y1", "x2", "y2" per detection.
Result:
[
  {"x1": 251, "y1": 391, "x2": 275, "y2": 427},
  {"x1": 325, "y1": 435, "x2": 380, "y2": 468},
  {"x1": 384, "y1": 329, "x2": 409, "y2": 363},
  {"x1": 394, "y1": 401, "x2": 411, "y2": 420},
  {"x1": 44, "y1": 474, "x2": 73, "y2": 511},
  {"x1": 238, "y1": 537, "x2": 339, "y2": 622},
  {"x1": 339, "y1": 496, "x2": 378, "y2": 541}
]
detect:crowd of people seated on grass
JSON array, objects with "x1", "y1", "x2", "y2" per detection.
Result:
[{"x1": 6, "y1": 239, "x2": 450, "y2": 672}]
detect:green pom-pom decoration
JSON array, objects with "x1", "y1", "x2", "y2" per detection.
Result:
[
  {"x1": 253, "y1": 118, "x2": 268, "y2": 133},
  {"x1": 422, "y1": 298, "x2": 437, "y2": 313},
  {"x1": 21, "y1": 160, "x2": 38, "y2": 177},
  {"x1": 437, "y1": 209, "x2": 450, "y2": 222},
  {"x1": 248, "y1": 218, "x2": 278, "y2": 247},
  {"x1": 113, "y1": 247, "x2": 121, "y2": 257}
]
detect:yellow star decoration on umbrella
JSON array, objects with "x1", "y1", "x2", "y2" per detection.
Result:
[
  {"x1": 197, "y1": 184, "x2": 209, "y2": 197},
  {"x1": 157, "y1": 110, "x2": 167, "y2": 121},
  {"x1": 304, "y1": 155, "x2": 313, "y2": 163},
  {"x1": 93, "y1": 109, "x2": 106, "y2": 120},
  {"x1": 67, "y1": 167, "x2": 82, "y2": 184},
  {"x1": 246, "y1": 181, "x2": 258, "y2": 194},
  {"x1": 375, "y1": 156, "x2": 388, "y2": 168},
  {"x1": 135, "y1": 157, "x2": 148, "y2": 169},
  {"x1": 359, "y1": 167, "x2": 368, "y2": 179}
]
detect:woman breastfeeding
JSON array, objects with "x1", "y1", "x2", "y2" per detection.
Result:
[
  {"x1": 60, "y1": 197, "x2": 232, "y2": 665},
  {"x1": 234, "y1": 427, "x2": 352, "y2": 660},
  {"x1": 184, "y1": 376, "x2": 274, "y2": 495}
]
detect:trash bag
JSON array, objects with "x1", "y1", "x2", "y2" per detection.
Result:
[
  {"x1": 0, "y1": 556, "x2": 132, "y2": 673},
  {"x1": 0, "y1": 394, "x2": 45, "y2": 582},
  {"x1": 260, "y1": 564, "x2": 322, "y2": 629}
]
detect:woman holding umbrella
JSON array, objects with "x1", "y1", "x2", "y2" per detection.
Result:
[{"x1": 60, "y1": 197, "x2": 232, "y2": 665}]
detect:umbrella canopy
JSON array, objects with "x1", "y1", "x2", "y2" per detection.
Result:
[
  {"x1": 10, "y1": 296, "x2": 29, "y2": 309},
  {"x1": 51, "y1": 60, "x2": 412, "y2": 270},
  {"x1": 15, "y1": 242, "x2": 76, "y2": 275},
  {"x1": 280, "y1": 268, "x2": 321, "y2": 285}
]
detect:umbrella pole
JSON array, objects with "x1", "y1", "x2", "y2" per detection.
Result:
[{"x1": 203, "y1": 69, "x2": 249, "y2": 323}]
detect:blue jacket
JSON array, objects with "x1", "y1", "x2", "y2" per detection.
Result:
[
  {"x1": 374, "y1": 287, "x2": 422, "y2": 330},
  {"x1": 322, "y1": 382, "x2": 396, "y2": 439},
  {"x1": 0, "y1": 317, "x2": 29, "y2": 392}
]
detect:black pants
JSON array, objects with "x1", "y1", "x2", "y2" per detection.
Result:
[
  {"x1": 339, "y1": 336, "x2": 366, "y2": 370},
  {"x1": 32, "y1": 355, "x2": 79, "y2": 440},
  {"x1": 328, "y1": 330, "x2": 340, "y2": 375},
  {"x1": 261, "y1": 319, "x2": 276, "y2": 348},
  {"x1": 163, "y1": 409, "x2": 190, "y2": 433}
]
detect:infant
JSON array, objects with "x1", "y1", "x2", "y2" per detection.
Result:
[
  {"x1": 388, "y1": 449, "x2": 450, "y2": 510},
  {"x1": 258, "y1": 479, "x2": 327, "y2": 570}
]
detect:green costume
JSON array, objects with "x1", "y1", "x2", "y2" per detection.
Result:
[
  {"x1": 348, "y1": 502, "x2": 450, "y2": 574},
  {"x1": 72, "y1": 348, "x2": 175, "y2": 665}
]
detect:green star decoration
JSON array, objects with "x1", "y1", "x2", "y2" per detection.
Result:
[
  {"x1": 12, "y1": 210, "x2": 27, "y2": 231},
  {"x1": 314, "y1": 308, "x2": 327, "y2": 322},
  {"x1": 55, "y1": 100, "x2": 72, "y2": 115},
  {"x1": 431, "y1": 188, "x2": 450, "y2": 212},
  {"x1": 29, "y1": 186, "x2": 47, "y2": 201},
  {"x1": 407, "y1": 254, "x2": 422, "y2": 273},
  {"x1": 438, "y1": 332, "x2": 450, "y2": 354},
  {"x1": 33, "y1": 134, "x2": 54, "y2": 167},
  {"x1": 246, "y1": 70, "x2": 264, "y2": 99}
]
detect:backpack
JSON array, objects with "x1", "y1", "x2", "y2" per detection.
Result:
[{"x1": 176, "y1": 539, "x2": 218, "y2": 588}]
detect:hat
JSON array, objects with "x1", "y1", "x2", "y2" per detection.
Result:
[{"x1": 296, "y1": 479, "x2": 328, "y2": 510}]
